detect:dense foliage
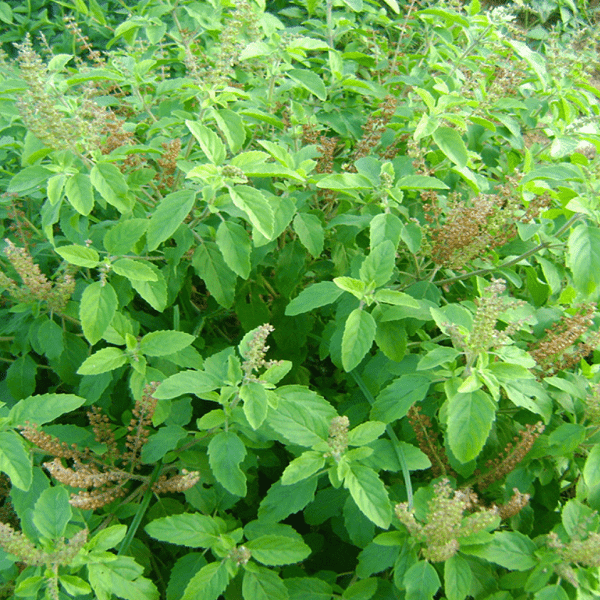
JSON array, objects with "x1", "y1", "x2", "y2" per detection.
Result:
[{"x1": 1, "y1": 0, "x2": 600, "y2": 598}]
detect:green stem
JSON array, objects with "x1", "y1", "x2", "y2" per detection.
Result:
[{"x1": 117, "y1": 462, "x2": 162, "y2": 556}]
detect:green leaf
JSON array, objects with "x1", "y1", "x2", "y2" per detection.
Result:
[
  {"x1": 112, "y1": 259, "x2": 158, "y2": 282},
  {"x1": 285, "y1": 577, "x2": 333, "y2": 600},
  {"x1": 230, "y1": 185, "x2": 274, "y2": 239},
  {"x1": 192, "y1": 243, "x2": 237, "y2": 308},
  {"x1": 181, "y1": 562, "x2": 232, "y2": 600},
  {"x1": 216, "y1": 221, "x2": 251, "y2": 279},
  {"x1": 444, "y1": 554, "x2": 472, "y2": 600},
  {"x1": 214, "y1": 109, "x2": 245, "y2": 153},
  {"x1": 241, "y1": 382, "x2": 269, "y2": 430},
  {"x1": 268, "y1": 386, "x2": 338, "y2": 447},
  {"x1": 403, "y1": 560, "x2": 441, "y2": 600},
  {"x1": 6, "y1": 354, "x2": 37, "y2": 400},
  {"x1": 396, "y1": 175, "x2": 449, "y2": 190},
  {"x1": 375, "y1": 320, "x2": 407, "y2": 362},
  {"x1": 80, "y1": 282, "x2": 118, "y2": 345},
  {"x1": 56, "y1": 244, "x2": 99, "y2": 267},
  {"x1": 293, "y1": 213, "x2": 324, "y2": 258},
  {"x1": 139, "y1": 330, "x2": 195, "y2": 357},
  {"x1": 145, "y1": 513, "x2": 223, "y2": 548},
  {"x1": 33, "y1": 487, "x2": 72, "y2": 539},
  {"x1": 104, "y1": 219, "x2": 148, "y2": 255},
  {"x1": 246, "y1": 534, "x2": 311, "y2": 566},
  {"x1": 288, "y1": 68, "x2": 327, "y2": 100},
  {"x1": 583, "y1": 443, "x2": 600, "y2": 489},
  {"x1": 65, "y1": 172, "x2": 94, "y2": 215},
  {"x1": 341, "y1": 0, "x2": 363, "y2": 11},
  {"x1": 77, "y1": 347, "x2": 128, "y2": 375},
  {"x1": 343, "y1": 463, "x2": 391, "y2": 529},
  {"x1": 186, "y1": 121, "x2": 226, "y2": 165},
  {"x1": 360, "y1": 241, "x2": 395, "y2": 287},
  {"x1": 258, "y1": 478, "x2": 318, "y2": 523},
  {"x1": 59, "y1": 575, "x2": 92, "y2": 596},
  {"x1": 381, "y1": 0, "x2": 400, "y2": 12},
  {"x1": 534, "y1": 585, "x2": 569, "y2": 600},
  {"x1": 342, "y1": 577, "x2": 377, "y2": 600},
  {"x1": 567, "y1": 224, "x2": 600, "y2": 296},
  {"x1": 243, "y1": 565, "x2": 289, "y2": 600},
  {"x1": 208, "y1": 431, "x2": 247, "y2": 496},
  {"x1": 147, "y1": 190, "x2": 196, "y2": 251},
  {"x1": 432, "y1": 127, "x2": 468, "y2": 168},
  {"x1": 8, "y1": 165, "x2": 51, "y2": 194},
  {"x1": 508, "y1": 40, "x2": 548, "y2": 88},
  {"x1": 141, "y1": 425, "x2": 187, "y2": 463},
  {"x1": 473, "y1": 531, "x2": 537, "y2": 571},
  {"x1": 88, "y1": 556, "x2": 159, "y2": 600},
  {"x1": 347, "y1": 422, "x2": 386, "y2": 446},
  {"x1": 342, "y1": 309, "x2": 377, "y2": 372},
  {"x1": 285, "y1": 282, "x2": 345, "y2": 316},
  {"x1": 370, "y1": 375, "x2": 430, "y2": 423},
  {"x1": 90, "y1": 162, "x2": 132, "y2": 213},
  {"x1": 0, "y1": 431, "x2": 32, "y2": 491},
  {"x1": 370, "y1": 213, "x2": 402, "y2": 248},
  {"x1": 374, "y1": 289, "x2": 420, "y2": 308},
  {"x1": 130, "y1": 263, "x2": 168, "y2": 311},
  {"x1": 154, "y1": 370, "x2": 219, "y2": 399},
  {"x1": 333, "y1": 277, "x2": 367, "y2": 299},
  {"x1": 281, "y1": 451, "x2": 326, "y2": 485},
  {"x1": 317, "y1": 173, "x2": 373, "y2": 190},
  {"x1": 9, "y1": 393, "x2": 87, "y2": 426},
  {"x1": 447, "y1": 390, "x2": 495, "y2": 463}
]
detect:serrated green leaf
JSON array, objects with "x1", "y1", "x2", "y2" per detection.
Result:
[
  {"x1": 567, "y1": 224, "x2": 600, "y2": 296},
  {"x1": 447, "y1": 389, "x2": 495, "y2": 463},
  {"x1": 268, "y1": 386, "x2": 337, "y2": 447},
  {"x1": 139, "y1": 330, "x2": 195, "y2": 357},
  {"x1": 91, "y1": 162, "x2": 132, "y2": 213},
  {"x1": 359, "y1": 240, "x2": 395, "y2": 287},
  {"x1": 342, "y1": 309, "x2": 376, "y2": 372},
  {"x1": 334, "y1": 276, "x2": 366, "y2": 299},
  {"x1": 293, "y1": 213, "x2": 324, "y2": 258},
  {"x1": 112, "y1": 259, "x2": 158, "y2": 282},
  {"x1": 241, "y1": 381, "x2": 269, "y2": 429},
  {"x1": 281, "y1": 451, "x2": 326, "y2": 485},
  {"x1": 230, "y1": 185, "x2": 274, "y2": 239},
  {"x1": 153, "y1": 370, "x2": 220, "y2": 399},
  {"x1": 186, "y1": 121, "x2": 226, "y2": 165},
  {"x1": 243, "y1": 565, "x2": 289, "y2": 600},
  {"x1": 347, "y1": 421, "x2": 386, "y2": 446},
  {"x1": 374, "y1": 289, "x2": 420, "y2": 307},
  {"x1": 147, "y1": 190, "x2": 196, "y2": 251},
  {"x1": 56, "y1": 244, "x2": 99, "y2": 267},
  {"x1": 246, "y1": 534, "x2": 311, "y2": 566},
  {"x1": 432, "y1": 126, "x2": 468, "y2": 168},
  {"x1": 473, "y1": 531, "x2": 537, "y2": 571},
  {"x1": 80, "y1": 282, "x2": 118, "y2": 345},
  {"x1": 583, "y1": 443, "x2": 600, "y2": 489},
  {"x1": 192, "y1": 243, "x2": 237, "y2": 308},
  {"x1": 258, "y1": 478, "x2": 318, "y2": 523},
  {"x1": 288, "y1": 68, "x2": 327, "y2": 100},
  {"x1": 9, "y1": 393, "x2": 87, "y2": 426},
  {"x1": 317, "y1": 173, "x2": 372, "y2": 190},
  {"x1": 145, "y1": 513, "x2": 222, "y2": 548},
  {"x1": 370, "y1": 213, "x2": 402, "y2": 248},
  {"x1": 343, "y1": 463, "x2": 391, "y2": 529},
  {"x1": 88, "y1": 557, "x2": 159, "y2": 600},
  {"x1": 284, "y1": 577, "x2": 333, "y2": 600},
  {"x1": 130, "y1": 263, "x2": 168, "y2": 311},
  {"x1": 444, "y1": 554, "x2": 472, "y2": 600},
  {"x1": 370, "y1": 375, "x2": 430, "y2": 423},
  {"x1": 375, "y1": 319, "x2": 407, "y2": 362},
  {"x1": 6, "y1": 354, "x2": 37, "y2": 400},
  {"x1": 214, "y1": 109, "x2": 245, "y2": 154},
  {"x1": 396, "y1": 175, "x2": 449, "y2": 190},
  {"x1": 104, "y1": 219, "x2": 148, "y2": 255},
  {"x1": 0, "y1": 431, "x2": 32, "y2": 491},
  {"x1": 404, "y1": 560, "x2": 441, "y2": 600},
  {"x1": 216, "y1": 221, "x2": 251, "y2": 279},
  {"x1": 65, "y1": 172, "x2": 94, "y2": 215},
  {"x1": 182, "y1": 562, "x2": 232, "y2": 600},
  {"x1": 33, "y1": 487, "x2": 72, "y2": 539},
  {"x1": 285, "y1": 282, "x2": 345, "y2": 316},
  {"x1": 208, "y1": 431, "x2": 246, "y2": 496},
  {"x1": 77, "y1": 347, "x2": 127, "y2": 375}
]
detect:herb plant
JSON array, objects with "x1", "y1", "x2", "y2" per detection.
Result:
[{"x1": 1, "y1": 0, "x2": 600, "y2": 599}]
